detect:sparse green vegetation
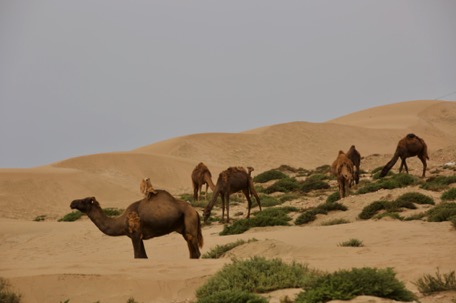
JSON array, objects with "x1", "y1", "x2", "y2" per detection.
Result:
[
  {"x1": 254, "y1": 169, "x2": 288, "y2": 183},
  {"x1": 278, "y1": 193, "x2": 299, "y2": 203},
  {"x1": 325, "y1": 192, "x2": 340, "y2": 203},
  {"x1": 102, "y1": 208, "x2": 124, "y2": 217},
  {"x1": 58, "y1": 210, "x2": 84, "y2": 222},
  {"x1": 421, "y1": 175, "x2": 456, "y2": 191},
  {"x1": 34, "y1": 215, "x2": 46, "y2": 222},
  {"x1": 202, "y1": 239, "x2": 258, "y2": 259},
  {"x1": 264, "y1": 177, "x2": 301, "y2": 194},
  {"x1": 359, "y1": 195, "x2": 429, "y2": 220},
  {"x1": 395, "y1": 192, "x2": 434, "y2": 206},
  {"x1": 258, "y1": 194, "x2": 281, "y2": 207},
  {"x1": 339, "y1": 238, "x2": 364, "y2": 247},
  {"x1": 321, "y1": 218, "x2": 350, "y2": 226},
  {"x1": 414, "y1": 269, "x2": 456, "y2": 295},
  {"x1": 295, "y1": 202, "x2": 347, "y2": 225},
  {"x1": 300, "y1": 178, "x2": 330, "y2": 193},
  {"x1": 426, "y1": 202, "x2": 456, "y2": 222},
  {"x1": 196, "y1": 290, "x2": 268, "y2": 303},
  {"x1": 196, "y1": 256, "x2": 319, "y2": 300},
  {"x1": 0, "y1": 277, "x2": 21, "y2": 303},
  {"x1": 357, "y1": 173, "x2": 418, "y2": 195},
  {"x1": 441, "y1": 188, "x2": 456, "y2": 201}
]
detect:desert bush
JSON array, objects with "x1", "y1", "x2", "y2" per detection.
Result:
[
  {"x1": 258, "y1": 194, "x2": 281, "y2": 207},
  {"x1": 421, "y1": 175, "x2": 456, "y2": 191},
  {"x1": 414, "y1": 269, "x2": 456, "y2": 294},
  {"x1": 278, "y1": 193, "x2": 299, "y2": 203},
  {"x1": 403, "y1": 212, "x2": 426, "y2": 221},
  {"x1": 34, "y1": 215, "x2": 46, "y2": 222},
  {"x1": 441, "y1": 188, "x2": 456, "y2": 201},
  {"x1": 313, "y1": 165, "x2": 331, "y2": 175},
  {"x1": 295, "y1": 267, "x2": 416, "y2": 303},
  {"x1": 321, "y1": 218, "x2": 350, "y2": 226},
  {"x1": 102, "y1": 208, "x2": 124, "y2": 217},
  {"x1": 0, "y1": 278, "x2": 21, "y2": 303},
  {"x1": 254, "y1": 169, "x2": 288, "y2": 183},
  {"x1": 295, "y1": 209, "x2": 319, "y2": 225},
  {"x1": 395, "y1": 192, "x2": 434, "y2": 206},
  {"x1": 359, "y1": 196, "x2": 424, "y2": 220},
  {"x1": 357, "y1": 173, "x2": 417, "y2": 195},
  {"x1": 300, "y1": 179, "x2": 330, "y2": 193},
  {"x1": 202, "y1": 238, "x2": 258, "y2": 259},
  {"x1": 295, "y1": 202, "x2": 346, "y2": 225},
  {"x1": 58, "y1": 210, "x2": 84, "y2": 222},
  {"x1": 325, "y1": 192, "x2": 340, "y2": 203},
  {"x1": 265, "y1": 177, "x2": 301, "y2": 193},
  {"x1": 196, "y1": 256, "x2": 319, "y2": 300},
  {"x1": 339, "y1": 238, "x2": 364, "y2": 247},
  {"x1": 426, "y1": 202, "x2": 456, "y2": 222},
  {"x1": 196, "y1": 290, "x2": 267, "y2": 303},
  {"x1": 220, "y1": 207, "x2": 295, "y2": 235},
  {"x1": 375, "y1": 212, "x2": 404, "y2": 220},
  {"x1": 358, "y1": 201, "x2": 388, "y2": 220}
]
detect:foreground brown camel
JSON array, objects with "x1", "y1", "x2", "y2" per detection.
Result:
[
  {"x1": 203, "y1": 166, "x2": 261, "y2": 223},
  {"x1": 70, "y1": 192, "x2": 203, "y2": 259},
  {"x1": 331, "y1": 151, "x2": 355, "y2": 198},
  {"x1": 139, "y1": 177, "x2": 157, "y2": 197},
  {"x1": 346, "y1": 145, "x2": 361, "y2": 185},
  {"x1": 191, "y1": 162, "x2": 216, "y2": 202},
  {"x1": 380, "y1": 133, "x2": 429, "y2": 178}
]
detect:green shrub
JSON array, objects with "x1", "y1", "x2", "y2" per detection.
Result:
[
  {"x1": 325, "y1": 192, "x2": 340, "y2": 204},
  {"x1": 278, "y1": 193, "x2": 299, "y2": 203},
  {"x1": 102, "y1": 208, "x2": 124, "y2": 217},
  {"x1": 414, "y1": 269, "x2": 456, "y2": 294},
  {"x1": 358, "y1": 201, "x2": 388, "y2": 220},
  {"x1": 58, "y1": 210, "x2": 84, "y2": 222},
  {"x1": 295, "y1": 210, "x2": 319, "y2": 225},
  {"x1": 0, "y1": 278, "x2": 21, "y2": 303},
  {"x1": 295, "y1": 202, "x2": 347, "y2": 225},
  {"x1": 441, "y1": 188, "x2": 456, "y2": 201},
  {"x1": 295, "y1": 267, "x2": 416, "y2": 303},
  {"x1": 339, "y1": 239, "x2": 364, "y2": 247},
  {"x1": 357, "y1": 173, "x2": 417, "y2": 195},
  {"x1": 258, "y1": 194, "x2": 281, "y2": 207},
  {"x1": 313, "y1": 165, "x2": 331, "y2": 175},
  {"x1": 426, "y1": 202, "x2": 456, "y2": 222},
  {"x1": 321, "y1": 218, "x2": 350, "y2": 226},
  {"x1": 421, "y1": 175, "x2": 456, "y2": 191},
  {"x1": 254, "y1": 170, "x2": 288, "y2": 183},
  {"x1": 451, "y1": 216, "x2": 456, "y2": 229},
  {"x1": 265, "y1": 178, "x2": 301, "y2": 194},
  {"x1": 219, "y1": 219, "x2": 251, "y2": 235},
  {"x1": 196, "y1": 256, "x2": 319, "y2": 299},
  {"x1": 318, "y1": 202, "x2": 347, "y2": 212},
  {"x1": 395, "y1": 192, "x2": 434, "y2": 205},
  {"x1": 403, "y1": 212, "x2": 426, "y2": 221},
  {"x1": 300, "y1": 179, "x2": 330, "y2": 193},
  {"x1": 202, "y1": 239, "x2": 258, "y2": 259},
  {"x1": 34, "y1": 215, "x2": 46, "y2": 222},
  {"x1": 196, "y1": 290, "x2": 267, "y2": 303},
  {"x1": 375, "y1": 212, "x2": 404, "y2": 220}
]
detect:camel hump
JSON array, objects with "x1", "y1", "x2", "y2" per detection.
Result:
[
  {"x1": 406, "y1": 133, "x2": 417, "y2": 139},
  {"x1": 338, "y1": 150, "x2": 345, "y2": 155}
]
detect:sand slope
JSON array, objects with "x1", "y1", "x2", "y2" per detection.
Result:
[{"x1": 0, "y1": 100, "x2": 455, "y2": 303}]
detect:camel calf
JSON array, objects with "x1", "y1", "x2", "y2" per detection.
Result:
[
  {"x1": 332, "y1": 151, "x2": 355, "y2": 198},
  {"x1": 140, "y1": 177, "x2": 157, "y2": 198}
]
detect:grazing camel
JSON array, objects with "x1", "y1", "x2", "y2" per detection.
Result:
[
  {"x1": 139, "y1": 177, "x2": 157, "y2": 197},
  {"x1": 191, "y1": 162, "x2": 216, "y2": 202},
  {"x1": 346, "y1": 145, "x2": 361, "y2": 185},
  {"x1": 203, "y1": 166, "x2": 262, "y2": 223},
  {"x1": 70, "y1": 191, "x2": 204, "y2": 259},
  {"x1": 380, "y1": 133, "x2": 429, "y2": 178},
  {"x1": 331, "y1": 151, "x2": 355, "y2": 198}
]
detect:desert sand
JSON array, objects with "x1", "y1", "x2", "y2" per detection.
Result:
[{"x1": 0, "y1": 100, "x2": 455, "y2": 303}]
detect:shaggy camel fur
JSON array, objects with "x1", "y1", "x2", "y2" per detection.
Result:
[
  {"x1": 191, "y1": 162, "x2": 216, "y2": 202},
  {"x1": 331, "y1": 151, "x2": 355, "y2": 198},
  {"x1": 346, "y1": 145, "x2": 361, "y2": 185},
  {"x1": 140, "y1": 177, "x2": 157, "y2": 197},
  {"x1": 70, "y1": 192, "x2": 203, "y2": 259},
  {"x1": 203, "y1": 166, "x2": 261, "y2": 223},
  {"x1": 380, "y1": 133, "x2": 429, "y2": 178}
]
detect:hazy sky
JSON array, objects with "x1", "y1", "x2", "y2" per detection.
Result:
[{"x1": 1, "y1": 1, "x2": 455, "y2": 168}]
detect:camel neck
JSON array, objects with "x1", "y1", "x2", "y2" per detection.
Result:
[{"x1": 87, "y1": 207, "x2": 126, "y2": 237}]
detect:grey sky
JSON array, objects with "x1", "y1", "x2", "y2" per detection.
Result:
[{"x1": 1, "y1": 1, "x2": 455, "y2": 168}]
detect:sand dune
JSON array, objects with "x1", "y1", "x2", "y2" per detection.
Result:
[{"x1": 0, "y1": 100, "x2": 455, "y2": 303}]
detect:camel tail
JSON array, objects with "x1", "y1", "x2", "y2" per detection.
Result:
[{"x1": 380, "y1": 153, "x2": 400, "y2": 177}]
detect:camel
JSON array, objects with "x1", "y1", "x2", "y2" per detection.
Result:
[
  {"x1": 346, "y1": 145, "x2": 361, "y2": 185},
  {"x1": 380, "y1": 133, "x2": 429, "y2": 178},
  {"x1": 70, "y1": 191, "x2": 204, "y2": 259},
  {"x1": 139, "y1": 177, "x2": 157, "y2": 197},
  {"x1": 191, "y1": 162, "x2": 216, "y2": 202},
  {"x1": 203, "y1": 166, "x2": 262, "y2": 223},
  {"x1": 331, "y1": 151, "x2": 355, "y2": 198}
]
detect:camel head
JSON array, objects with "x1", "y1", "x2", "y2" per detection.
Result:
[
  {"x1": 202, "y1": 208, "x2": 211, "y2": 223},
  {"x1": 70, "y1": 197, "x2": 100, "y2": 213}
]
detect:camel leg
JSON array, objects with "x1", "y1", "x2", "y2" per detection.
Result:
[
  {"x1": 193, "y1": 183, "x2": 199, "y2": 201},
  {"x1": 418, "y1": 155, "x2": 427, "y2": 177},
  {"x1": 220, "y1": 195, "x2": 226, "y2": 223},
  {"x1": 131, "y1": 237, "x2": 148, "y2": 259},
  {"x1": 225, "y1": 193, "x2": 230, "y2": 223},
  {"x1": 242, "y1": 189, "x2": 253, "y2": 219},
  {"x1": 183, "y1": 233, "x2": 201, "y2": 259},
  {"x1": 204, "y1": 183, "x2": 208, "y2": 201}
]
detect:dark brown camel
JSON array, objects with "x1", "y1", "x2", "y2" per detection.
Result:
[
  {"x1": 346, "y1": 145, "x2": 361, "y2": 185},
  {"x1": 331, "y1": 151, "x2": 355, "y2": 198},
  {"x1": 380, "y1": 133, "x2": 429, "y2": 178},
  {"x1": 70, "y1": 191, "x2": 203, "y2": 259},
  {"x1": 191, "y1": 162, "x2": 216, "y2": 202},
  {"x1": 203, "y1": 166, "x2": 262, "y2": 223}
]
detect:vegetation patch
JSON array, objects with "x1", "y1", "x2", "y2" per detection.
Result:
[
  {"x1": 196, "y1": 290, "x2": 267, "y2": 303},
  {"x1": 278, "y1": 193, "x2": 299, "y2": 203},
  {"x1": 258, "y1": 194, "x2": 281, "y2": 207},
  {"x1": 102, "y1": 208, "x2": 124, "y2": 217},
  {"x1": 325, "y1": 192, "x2": 340, "y2": 204},
  {"x1": 202, "y1": 238, "x2": 258, "y2": 259},
  {"x1": 254, "y1": 169, "x2": 288, "y2": 183},
  {"x1": 34, "y1": 215, "x2": 46, "y2": 222},
  {"x1": 395, "y1": 192, "x2": 434, "y2": 206},
  {"x1": 295, "y1": 202, "x2": 347, "y2": 225},
  {"x1": 321, "y1": 218, "x2": 350, "y2": 226},
  {"x1": 441, "y1": 188, "x2": 456, "y2": 201},
  {"x1": 359, "y1": 195, "x2": 427, "y2": 220},
  {"x1": 421, "y1": 175, "x2": 456, "y2": 191},
  {"x1": 295, "y1": 267, "x2": 416, "y2": 303},
  {"x1": 58, "y1": 210, "x2": 84, "y2": 222},
  {"x1": 357, "y1": 173, "x2": 418, "y2": 195},
  {"x1": 0, "y1": 277, "x2": 21, "y2": 303},
  {"x1": 196, "y1": 256, "x2": 319, "y2": 300},
  {"x1": 300, "y1": 179, "x2": 330, "y2": 193},
  {"x1": 339, "y1": 238, "x2": 364, "y2": 247},
  {"x1": 426, "y1": 202, "x2": 456, "y2": 222},
  {"x1": 414, "y1": 269, "x2": 456, "y2": 295},
  {"x1": 265, "y1": 177, "x2": 301, "y2": 194}
]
